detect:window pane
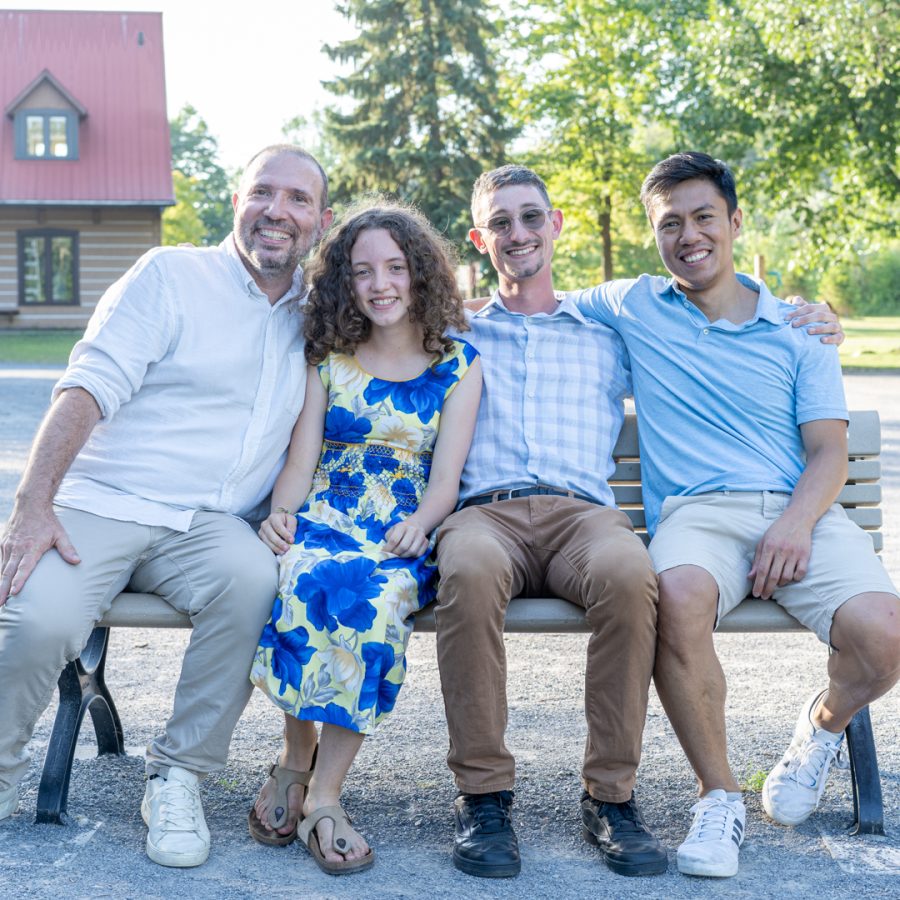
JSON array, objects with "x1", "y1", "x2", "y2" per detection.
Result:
[
  {"x1": 22, "y1": 237, "x2": 47, "y2": 303},
  {"x1": 26, "y1": 115, "x2": 45, "y2": 156},
  {"x1": 51, "y1": 237, "x2": 74, "y2": 301},
  {"x1": 49, "y1": 116, "x2": 68, "y2": 157}
]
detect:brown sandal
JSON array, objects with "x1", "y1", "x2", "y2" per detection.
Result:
[
  {"x1": 247, "y1": 753, "x2": 316, "y2": 846},
  {"x1": 298, "y1": 804, "x2": 375, "y2": 875}
]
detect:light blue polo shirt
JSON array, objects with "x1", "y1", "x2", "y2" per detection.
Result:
[{"x1": 577, "y1": 274, "x2": 848, "y2": 535}]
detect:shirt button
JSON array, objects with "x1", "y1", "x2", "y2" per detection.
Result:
[
  {"x1": 703, "y1": 328, "x2": 709, "y2": 335},
  {"x1": 683, "y1": 301, "x2": 690, "y2": 309}
]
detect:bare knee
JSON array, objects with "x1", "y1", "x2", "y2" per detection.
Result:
[
  {"x1": 832, "y1": 593, "x2": 900, "y2": 689},
  {"x1": 657, "y1": 567, "x2": 718, "y2": 652}
]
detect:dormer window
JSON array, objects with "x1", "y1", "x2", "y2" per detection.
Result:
[
  {"x1": 16, "y1": 109, "x2": 78, "y2": 159},
  {"x1": 6, "y1": 69, "x2": 86, "y2": 162}
]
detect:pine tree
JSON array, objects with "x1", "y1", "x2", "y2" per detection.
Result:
[{"x1": 323, "y1": 0, "x2": 517, "y2": 249}]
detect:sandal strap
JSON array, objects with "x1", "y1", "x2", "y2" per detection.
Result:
[
  {"x1": 264, "y1": 749, "x2": 317, "y2": 830},
  {"x1": 298, "y1": 804, "x2": 356, "y2": 852}
]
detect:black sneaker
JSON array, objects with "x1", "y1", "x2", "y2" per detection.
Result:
[
  {"x1": 452, "y1": 790, "x2": 521, "y2": 878},
  {"x1": 581, "y1": 791, "x2": 668, "y2": 876}
]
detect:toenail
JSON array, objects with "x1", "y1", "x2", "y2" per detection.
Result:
[
  {"x1": 336, "y1": 838, "x2": 347, "y2": 849},
  {"x1": 275, "y1": 806, "x2": 284, "y2": 818}
]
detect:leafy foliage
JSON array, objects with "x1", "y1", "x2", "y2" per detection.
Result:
[
  {"x1": 161, "y1": 171, "x2": 206, "y2": 247},
  {"x1": 168, "y1": 105, "x2": 234, "y2": 245},
  {"x1": 322, "y1": 0, "x2": 518, "y2": 253}
]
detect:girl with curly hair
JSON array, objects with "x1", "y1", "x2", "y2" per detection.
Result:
[{"x1": 247, "y1": 201, "x2": 482, "y2": 874}]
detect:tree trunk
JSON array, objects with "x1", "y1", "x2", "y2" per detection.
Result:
[{"x1": 599, "y1": 195, "x2": 613, "y2": 281}]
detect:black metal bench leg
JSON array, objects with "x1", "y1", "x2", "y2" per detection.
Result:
[
  {"x1": 35, "y1": 626, "x2": 125, "y2": 825},
  {"x1": 844, "y1": 705, "x2": 884, "y2": 836}
]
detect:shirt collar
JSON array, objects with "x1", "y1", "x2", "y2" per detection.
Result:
[
  {"x1": 475, "y1": 288, "x2": 588, "y2": 324},
  {"x1": 222, "y1": 235, "x2": 307, "y2": 305},
  {"x1": 663, "y1": 272, "x2": 784, "y2": 327}
]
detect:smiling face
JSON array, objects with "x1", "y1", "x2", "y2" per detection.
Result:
[
  {"x1": 647, "y1": 178, "x2": 742, "y2": 298},
  {"x1": 350, "y1": 227, "x2": 413, "y2": 331},
  {"x1": 469, "y1": 184, "x2": 563, "y2": 287},
  {"x1": 232, "y1": 151, "x2": 333, "y2": 297}
]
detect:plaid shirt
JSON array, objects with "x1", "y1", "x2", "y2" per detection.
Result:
[{"x1": 458, "y1": 291, "x2": 631, "y2": 506}]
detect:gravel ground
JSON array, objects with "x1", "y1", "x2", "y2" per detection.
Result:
[{"x1": 0, "y1": 365, "x2": 898, "y2": 899}]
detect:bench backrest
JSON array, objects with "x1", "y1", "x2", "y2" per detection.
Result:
[{"x1": 611, "y1": 410, "x2": 883, "y2": 552}]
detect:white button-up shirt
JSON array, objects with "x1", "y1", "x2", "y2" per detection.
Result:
[
  {"x1": 458, "y1": 291, "x2": 631, "y2": 506},
  {"x1": 53, "y1": 236, "x2": 308, "y2": 530}
]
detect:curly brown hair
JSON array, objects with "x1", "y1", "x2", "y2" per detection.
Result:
[{"x1": 303, "y1": 199, "x2": 468, "y2": 365}]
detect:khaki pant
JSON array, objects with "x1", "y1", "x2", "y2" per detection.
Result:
[
  {"x1": 435, "y1": 496, "x2": 658, "y2": 803},
  {"x1": 0, "y1": 507, "x2": 277, "y2": 792}
]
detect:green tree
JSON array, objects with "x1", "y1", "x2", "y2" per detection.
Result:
[
  {"x1": 169, "y1": 105, "x2": 234, "y2": 244},
  {"x1": 322, "y1": 0, "x2": 517, "y2": 249},
  {"x1": 511, "y1": 0, "x2": 705, "y2": 282},
  {"x1": 162, "y1": 171, "x2": 207, "y2": 247},
  {"x1": 671, "y1": 0, "x2": 898, "y2": 260}
]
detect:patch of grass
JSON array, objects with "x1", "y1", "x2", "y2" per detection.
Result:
[
  {"x1": 0, "y1": 329, "x2": 81, "y2": 365},
  {"x1": 839, "y1": 316, "x2": 900, "y2": 369},
  {"x1": 741, "y1": 767, "x2": 768, "y2": 793}
]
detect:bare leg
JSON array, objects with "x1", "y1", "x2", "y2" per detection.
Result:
[
  {"x1": 254, "y1": 714, "x2": 317, "y2": 835},
  {"x1": 815, "y1": 592, "x2": 900, "y2": 731},
  {"x1": 654, "y1": 565, "x2": 740, "y2": 794},
  {"x1": 302, "y1": 724, "x2": 368, "y2": 862}
]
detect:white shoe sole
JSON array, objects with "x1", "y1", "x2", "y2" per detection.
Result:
[
  {"x1": 0, "y1": 788, "x2": 17, "y2": 822},
  {"x1": 141, "y1": 796, "x2": 210, "y2": 868},
  {"x1": 677, "y1": 854, "x2": 739, "y2": 878}
]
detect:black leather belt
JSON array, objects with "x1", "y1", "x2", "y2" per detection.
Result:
[{"x1": 461, "y1": 486, "x2": 595, "y2": 508}]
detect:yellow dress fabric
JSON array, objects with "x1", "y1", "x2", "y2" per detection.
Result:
[{"x1": 250, "y1": 339, "x2": 479, "y2": 734}]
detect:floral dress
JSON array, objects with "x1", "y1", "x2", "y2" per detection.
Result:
[{"x1": 250, "y1": 338, "x2": 479, "y2": 734}]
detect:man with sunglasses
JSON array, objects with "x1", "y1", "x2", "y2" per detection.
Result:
[{"x1": 433, "y1": 163, "x2": 844, "y2": 879}]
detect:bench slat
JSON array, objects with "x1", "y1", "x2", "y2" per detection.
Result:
[{"x1": 100, "y1": 592, "x2": 808, "y2": 634}]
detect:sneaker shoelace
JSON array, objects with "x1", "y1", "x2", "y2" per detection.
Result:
[
  {"x1": 469, "y1": 794, "x2": 513, "y2": 834},
  {"x1": 157, "y1": 780, "x2": 200, "y2": 830},
  {"x1": 786, "y1": 733, "x2": 842, "y2": 789},
  {"x1": 686, "y1": 796, "x2": 734, "y2": 843}
]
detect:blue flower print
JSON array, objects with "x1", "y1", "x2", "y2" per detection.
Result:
[
  {"x1": 364, "y1": 357, "x2": 460, "y2": 424},
  {"x1": 297, "y1": 557, "x2": 385, "y2": 632},
  {"x1": 257, "y1": 604, "x2": 316, "y2": 696},
  {"x1": 363, "y1": 449, "x2": 400, "y2": 477},
  {"x1": 358, "y1": 641, "x2": 401, "y2": 715},
  {"x1": 391, "y1": 478, "x2": 419, "y2": 519},
  {"x1": 358, "y1": 513, "x2": 388, "y2": 544},
  {"x1": 303, "y1": 702, "x2": 357, "y2": 731},
  {"x1": 325, "y1": 406, "x2": 372, "y2": 442},
  {"x1": 320, "y1": 469, "x2": 365, "y2": 514},
  {"x1": 380, "y1": 555, "x2": 436, "y2": 607},
  {"x1": 294, "y1": 518, "x2": 362, "y2": 553}
]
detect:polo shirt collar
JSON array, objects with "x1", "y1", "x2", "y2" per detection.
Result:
[
  {"x1": 477, "y1": 289, "x2": 588, "y2": 324},
  {"x1": 663, "y1": 273, "x2": 783, "y2": 327}
]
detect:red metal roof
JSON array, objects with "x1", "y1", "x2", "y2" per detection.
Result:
[{"x1": 0, "y1": 10, "x2": 174, "y2": 205}]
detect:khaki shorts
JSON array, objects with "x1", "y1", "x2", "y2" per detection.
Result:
[{"x1": 649, "y1": 491, "x2": 898, "y2": 644}]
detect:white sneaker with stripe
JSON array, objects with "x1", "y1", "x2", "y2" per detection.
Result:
[{"x1": 676, "y1": 789, "x2": 745, "y2": 878}]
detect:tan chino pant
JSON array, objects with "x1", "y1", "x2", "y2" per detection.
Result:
[
  {"x1": 434, "y1": 496, "x2": 658, "y2": 803},
  {"x1": 0, "y1": 507, "x2": 277, "y2": 792}
]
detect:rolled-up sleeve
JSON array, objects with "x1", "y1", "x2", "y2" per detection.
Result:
[{"x1": 53, "y1": 251, "x2": 178, "y2": 419}]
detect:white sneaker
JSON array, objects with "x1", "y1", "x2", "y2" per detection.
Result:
[
  {"x1": 0, "y1": 786, "x2": 17, "y2": 821},
  {"x1": 762, "y1": 690, "x2": 844, "y2": 826},
  {"x1": 676, "y1": 789, "x2": 745, "y2": 877},
  {"x1": 141, "y1": 766, "x2": 210, "y2": 867}
]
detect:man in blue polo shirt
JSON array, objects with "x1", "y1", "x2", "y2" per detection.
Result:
[{"x1": 577, "y1": 152, "x2": 899, "y2": 878}]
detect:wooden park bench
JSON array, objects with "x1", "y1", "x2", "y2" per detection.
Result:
[{"x1": 36, "y1": 411, "x2": 888, "y2": 837}]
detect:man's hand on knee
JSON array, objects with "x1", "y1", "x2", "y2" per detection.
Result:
[
  {"x1": 748, "y1": 516, "x2": 812, "y2": 600},
  {"x1": 0, "y1": 503, "x2": 80, "y2": 604}
]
